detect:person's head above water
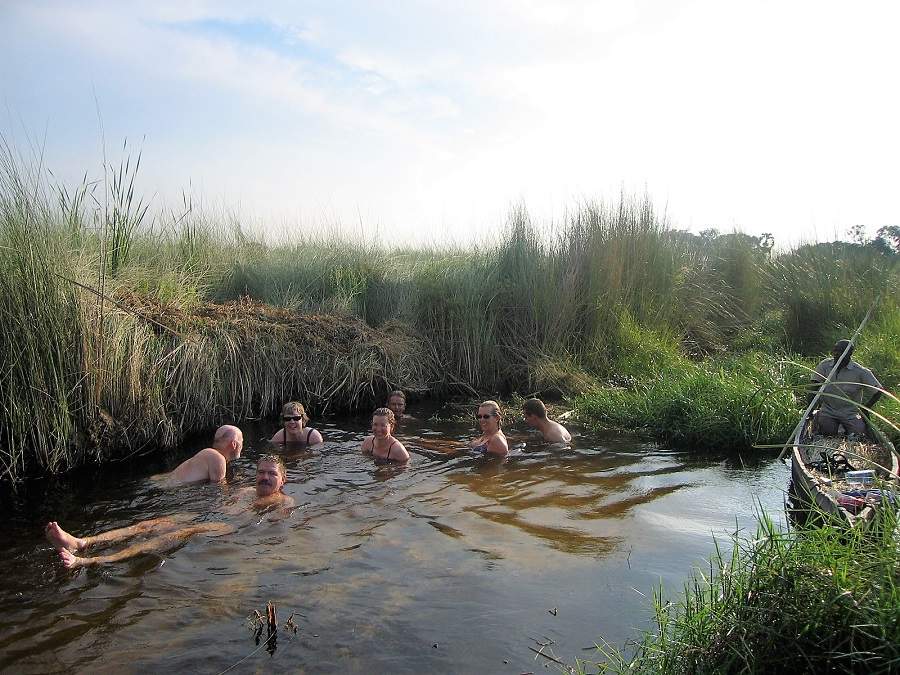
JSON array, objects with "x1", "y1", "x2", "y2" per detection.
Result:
[
  {"x1": 523, "y1": 398, "x2": 548, "y2": 423},
  {"x1": 371, "y1": 407, "x2": 396, "y2": 436},
  {"x1": 212, "y1": 425, "x2": 243, "y2": 460},
  {"x1": 477, "y1": 400, "x2": 503, "y2": 429},
  {"x1": 256, "y1": 455, "x2": 286, "y2": 497},
  {"x1": 282, "y1": 401, "x2": 309, "y2": 424},
  {"x1": 386, "y1": 390, "x2": 406, "y2": 418}
]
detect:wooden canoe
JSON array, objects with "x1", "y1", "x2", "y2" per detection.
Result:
[{"x1": 790, "y1": 410, "x2": 899, "y2": 527}]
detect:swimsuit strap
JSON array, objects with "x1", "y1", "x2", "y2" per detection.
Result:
[
  {"x1": 306, "y1": 427, "x2": 313, "y2": 444},
  {"x1": 387, "y1": 439, "x2": 400, "y2": 460}
]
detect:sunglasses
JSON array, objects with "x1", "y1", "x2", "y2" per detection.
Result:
[
  {"x1": 282, "y1": 416, "x2": 303, "y2": 422},
  {"x1": 476, "y1": 414, "x2": 495, "y2": 420}
]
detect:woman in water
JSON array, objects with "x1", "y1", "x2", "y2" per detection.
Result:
[
  {"x1": 361, "y1": 408, "x2": 410, "y2": 463},
  {"x1": 470, "y1": 400, "x2": 509, "y2": 457},
  {"x1": 271, "y1": 401, "x2": 323, "y2": 446}
]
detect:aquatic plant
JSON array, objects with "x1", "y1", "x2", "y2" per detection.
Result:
[
  {"x1": 583, "y1": 506, "x2": 900, "y2": 674},
  {"x1": 574, "y1": 352, "x2": 801, "y2": 452},
  {"x1": 2, "y1": 138, "x2": 899, "y2": 480}
]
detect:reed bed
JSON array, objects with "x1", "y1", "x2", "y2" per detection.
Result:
[
  {"x1": 1, "y1": 142, "x2": 899, "y2": 479},
  {"x1": 584, "y1": 507, "x2": 900, "y2": 674}
]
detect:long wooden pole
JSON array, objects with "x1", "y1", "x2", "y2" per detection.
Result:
[{"x1": 777, "y1": 293, "x2": 882, "y2": 462}]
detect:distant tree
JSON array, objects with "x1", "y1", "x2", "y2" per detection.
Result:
[
  {"x1": 874, "y1": 225, "x2": 900, "y2": 254},
  {"x1": 847, "y1": 224, "x2": 867, "y2": 245},
  {"x1": 759, "y1": 232, "x2": 774, "y2": 252}
]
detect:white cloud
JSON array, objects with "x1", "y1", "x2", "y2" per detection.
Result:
[{"x1": 3, "y1": 0, "x2": 900, "y2": 245}]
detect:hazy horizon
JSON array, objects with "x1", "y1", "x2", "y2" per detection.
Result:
[{"x1": 2, "y1": 1, "x2": 898, "y2": 247}]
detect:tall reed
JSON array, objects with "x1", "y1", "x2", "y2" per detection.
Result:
[
  {"x1": 2, "y1": 141, "x2": 899, "y2": 479},
  {"x1": 585, "y1": 507, "x2": 900, "y2": 674}
]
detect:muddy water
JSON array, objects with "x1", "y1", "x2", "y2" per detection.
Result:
[{"x1": 0, "y1": 415, "x2": 787, "y2": 673}]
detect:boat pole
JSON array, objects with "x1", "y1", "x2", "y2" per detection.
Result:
[{"x1": 777, "y1": 292, "x2": 881, "y2": 463}]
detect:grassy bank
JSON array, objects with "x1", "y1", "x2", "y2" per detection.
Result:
[
  {"x1": 585, "y1": 507, "x2": 900, "y2": 674},
  {"x1": 1, "y1": 143, "x2": 899, "y2": 479}
]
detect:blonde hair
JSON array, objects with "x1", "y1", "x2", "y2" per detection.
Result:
[
  {"x1": 372, "y1": 407, "x2": 396, "y2": 429},
  {"x1": 478, "y1": 400, "x2": 503, "y2": 427},
  {"x1": 258, "y1": 454, "x2": 286, "y2": 480},
  {"x1": 281, "y1": 401, "x2": 309, "y2": 424}
]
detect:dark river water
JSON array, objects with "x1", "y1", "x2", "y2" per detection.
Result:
[{"x1": 0, "y1": 414, "x2": 788, "y2": 673}]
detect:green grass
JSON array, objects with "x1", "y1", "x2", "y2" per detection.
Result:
[
  {"x1": 574, "y1": 351, "x2": 802, "y2": 451},
  {"x1": 583, "y1": 506, "x2": 900, "y2": 674},
  {"x1": 1, "y1": 141, "x2": 899, "y2": 479}
]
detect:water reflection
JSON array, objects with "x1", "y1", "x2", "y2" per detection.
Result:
[{"x1": 0, "y1": 416, "x2": 789, "y2": 673}]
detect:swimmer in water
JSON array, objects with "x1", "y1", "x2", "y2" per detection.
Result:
[
  {"x1": 469, "y1": 400, "x2": 509, "y2": 457},
  {"x1": 46, "y1": 456, "x2": 293, "y2": 569},
  {"x1": 271, "y1": 401, "x2": 323, "y2": 446},
  {"x1": 361, "y1": 408, "x2": 410, "y2": 463},
  {"x1": 386, "y1": 390, "x2": 408, "y2": 423},
  {"x1": 522, "y1": 398, "x2": 572, "y2": 444},
  {"x1": 155, "y1": 425, "x2": 243, "y2": 484}
]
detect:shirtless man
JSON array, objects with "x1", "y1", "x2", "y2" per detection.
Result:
[
  {"x1": 523, "y1": 398, "x2": 572, "y2": 444},
  {"x1": 158, "y1": 424, "x2": 244, "y2": 484},
  {"x1": 46, "y1": 456, "x2": 293, "y2": 569}
]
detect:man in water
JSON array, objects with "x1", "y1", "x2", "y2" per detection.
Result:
[
  {"x1": 46, "y1": 456, "x2": 293, "y2": 569},
  {"x1": 523, "y1": 398, "x2": 572, "y2": 444},
  {"x1": 809, "y1": 339, "x2": 883, "y2": 436},
  {"x1": 386, "y1": 390, "x2": 408, "y2": 421},
  {"x1": 158, "y1": 425, "x2": 244, "y2": 484}
]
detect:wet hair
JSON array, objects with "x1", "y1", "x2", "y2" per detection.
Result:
[
  {"x1": 281, "y1": 401, "x2": 309, "y2": 424},
  {"x1": 478, "y1": 400, "x2": 503, "y2": 427},
  {"x1": 372, "y1": 407, "x2": 396, "y2": 428},
  {"x1": 387, "y1": 390, "x2": 406, "y2": 403},
  {"x1": 258, "y1": 454, "x2": 286, "y2": 480},
  {"x1": 523, "y1": 398, "x2": 548, "y2": 419}
]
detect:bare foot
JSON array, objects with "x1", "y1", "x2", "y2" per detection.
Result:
[
  {"x1": 59, "y1": 548, "x2": 85, "y2": 569},
  {"x1": 45, "y1": 522, "x2": 85, "y2": 551}
]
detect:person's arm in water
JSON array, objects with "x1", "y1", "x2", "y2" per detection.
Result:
[
  {"x1": 390, "y1": 440, "x2": 410, "y2": 463},
  {"x1": 306, "y1": 428, "x2": 324, "y2": 445},
  {"x1": 361, "y1": 436, "x2": 374, "y2": 455},
  {"x1": 271, "y1": 428, "x2": 285, "y2": 444},
  {"x1": 486, "y1": 433, "x2": 509, "y2": 457},
  {"x1": 207, "y1": 451, "x2": 227, "y2": 482}
]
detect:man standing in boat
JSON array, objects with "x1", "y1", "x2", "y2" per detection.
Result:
[{"x1": 809, "y1": 339, "x2": 883, "y2": 436}]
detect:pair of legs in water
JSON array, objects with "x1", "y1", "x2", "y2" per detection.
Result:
[{"x1": 45, "y1": 516, "x2": 233, "y2": 569}]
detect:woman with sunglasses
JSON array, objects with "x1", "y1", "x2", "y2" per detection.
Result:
[
  {"x1": 361, "y1": 408, "x2": 410, "y2": 463},
  {"x1": 271, "y1": 401, "x2": 323, "y2": 446},
  {"x1": 470, "y1": 400, "x2": 509, "y2": 457}
]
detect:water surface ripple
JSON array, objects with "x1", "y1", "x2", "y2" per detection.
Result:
[{"x1": 0, "y1": 416, "x2": 787, "y2": 673}]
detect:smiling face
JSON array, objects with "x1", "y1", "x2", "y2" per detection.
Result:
[
  {"x1": 256, "y1": 460, "x2": 285, "y2": 497},
  {"x1": 372, "y1": 413, "x2": 393, "y2": 438},
  {"x1": 282, "y1": 408, "x2": 304, "y2": 433},
  {"x1": 477, "y1": 405, "x2": 499, "y2": 433}
]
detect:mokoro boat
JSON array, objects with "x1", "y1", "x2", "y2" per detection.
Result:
[{"x1": 791, "y1": 410, "x2": 899, "y2": 527}]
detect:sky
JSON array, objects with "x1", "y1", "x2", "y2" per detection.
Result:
[{"x1": 1, "y1": 0, "x2": 899, "y2": 246}]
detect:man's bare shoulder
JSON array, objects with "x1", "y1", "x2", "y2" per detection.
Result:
[{"x1": 164, "y1": 448, "x2": 225, "y2": 484}]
